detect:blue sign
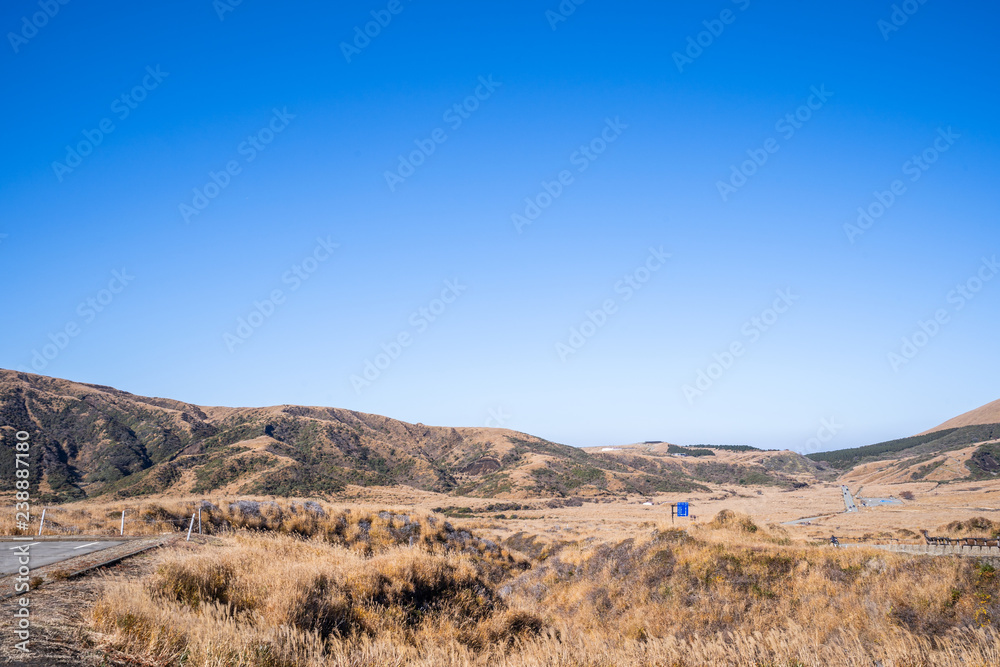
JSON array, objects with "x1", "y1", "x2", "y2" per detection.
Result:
[{"x1": 677, "y1": 502, "x2": 689, "y2": 517}]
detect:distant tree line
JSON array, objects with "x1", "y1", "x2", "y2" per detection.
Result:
[
  {"x1": 693, "y1": 444, "x2": 765, "y2": 452},
  {"x1": 806, "y1": 424, "x2": 1000, "y2": 470},
  {"x1": 666, "y1": 445, "x2": 714, "y2": 457}
]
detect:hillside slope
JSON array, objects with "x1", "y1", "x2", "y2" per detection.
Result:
[
  {"x1": 584, "y1": 443, "x2": 829, "y2": 487},
  {"x1": 920, "y1": 398, "x2": 1000, "y2": 434},
  {"x1": 0, "y1": 370, "x2": 728, "y2": 502},
  {"x1": 807, "y1": 424, "x2": 1000, "y2": 482},
  {"x1": 806, "y1": 398, "x2": 1000, "y2": 482}
]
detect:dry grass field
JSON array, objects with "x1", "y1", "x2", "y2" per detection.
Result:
[
  {"x1": 13, "y1": 476, "x2": 1000, "y2": 544},
  {"x1": 4, "y1": 482, "x2": 1000, "y2": 666},
  {"x1": 346, "y1": 477, "x2": 1000, "y2": 544}
]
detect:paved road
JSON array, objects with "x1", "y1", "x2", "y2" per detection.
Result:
[
  {"x1": 841, "y1": 485, "x2": 858, "y2": 513},
  {"x1": 782, "y1": 515, "x2": 832, "y2": 526},
  {"x1": 0, "y1": 541, "x2": 124, "y2": 574}
]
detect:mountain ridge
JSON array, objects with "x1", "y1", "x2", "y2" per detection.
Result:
[
  {"x1": 920, "y1": 398, "x2": 1000, "y2": 435},
  {"x1": 0, "y1": 369, "x2": 736, "y2": 502},
  {"x1": 12, "y1": 370, "x2": 992, "y2": 501}
]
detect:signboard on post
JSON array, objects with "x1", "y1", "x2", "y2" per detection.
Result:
[{"x1": 677, "y1": 502, "x2": 689, "y2": 518}]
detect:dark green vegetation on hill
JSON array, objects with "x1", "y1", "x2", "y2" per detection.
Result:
[
  {"x1": 11, "y1": 370, "x2": 985, "y2": 500},
  {"x1": 692, "y1": 444, "x2": 765, "y2": 452},
  {"x1": 806, "y1": 424, "x2": 1000, "y2": 471},
  {"x1": 967, "y1": 442, "x2": 1000, "y2": 480},
  {"x1": 1, "y1": 370, "x2": 792, "y2": 502},
  {"x1": 665, "y1": 444, "x2": 714, "y2": 457}
]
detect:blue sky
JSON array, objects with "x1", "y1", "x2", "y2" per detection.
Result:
[{"x1": 1, "y1": 0, "x2": 997, "y2": 452}]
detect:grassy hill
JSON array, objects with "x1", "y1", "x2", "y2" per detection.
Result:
[
  {"x1": 807, "y1": 423, "x2": 1000, "y2": 481},
  {"x1": 582, "y1": 442, "x2": 827, "y2": 488},
  {"x1": 0, "y1": 370, "x2": 726, "y2": 502},
  {"x1": 920, "y1": 398, "x2": 1000, "y2": 434}
]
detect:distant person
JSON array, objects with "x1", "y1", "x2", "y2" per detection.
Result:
[{"x1": 830, "y1": 535, "x2": 840, "y2": 547}]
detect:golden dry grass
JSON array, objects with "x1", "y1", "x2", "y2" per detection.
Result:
[
  {"x1": 82, "y1": 508, "x2": 1000, "y2": 666},
  {"x1": 9, "y1": 474, "x2": 1000, "y2": 545}
]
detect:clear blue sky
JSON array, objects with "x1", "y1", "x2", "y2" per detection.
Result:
[{"x1": 2, "y1": 0, "x2": 997, "y2": 452}]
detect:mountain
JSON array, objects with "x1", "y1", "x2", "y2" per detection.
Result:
[
  {"x1": 6, "y1": 371, "x2": 995, "y2": 500},
  {"x1": 583, "y1": 442, "x2": 830, "y2": 487},
  {"x1": 0, "y1": 370, "x2": 749, "y2": 502},
  {"x1": 806, "y1": 399, "x2": 1000, "y2": 482},
  {"x1": 920, "y1": 398, "x2": 1000, "y2": 434}
]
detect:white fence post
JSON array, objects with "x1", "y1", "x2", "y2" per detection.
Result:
[
  {"x1": 120, "y1": 510, "x2": 126, "y2": 536},
  {"x1": 37, "y1": 508, "x2": 46, "y2": 536},
  {"x1": 186, "y1": 513, "x2": 196, "y2": 541}
]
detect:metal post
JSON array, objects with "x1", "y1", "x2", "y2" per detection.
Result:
[
  {"x1": 120, "y1": 510, "x2": 126, "y2": 536},
  {"x1": 671, "y1": 504, "x2": 676, "y2": 525},
  {"x1": 37, "y1": 508, "x2": 46, "y2": 536},
  {"x1": 186, "y1": 513, "x2": 196, "y2": 541},
  {"x1": 198, "y1": 507, "x2": 202, "y2": 535}
]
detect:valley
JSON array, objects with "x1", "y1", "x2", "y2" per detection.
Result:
[{"x1": 4, "y1": 370, "x2": 1000, "y2": 665}]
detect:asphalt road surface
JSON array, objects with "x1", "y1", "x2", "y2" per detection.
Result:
[
  {"x1": 0, "y1": 540, "x2": 124, "y2": 574},
  {"x1": 841, "y1": 485, "x2": 858, "y2": 513}
]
